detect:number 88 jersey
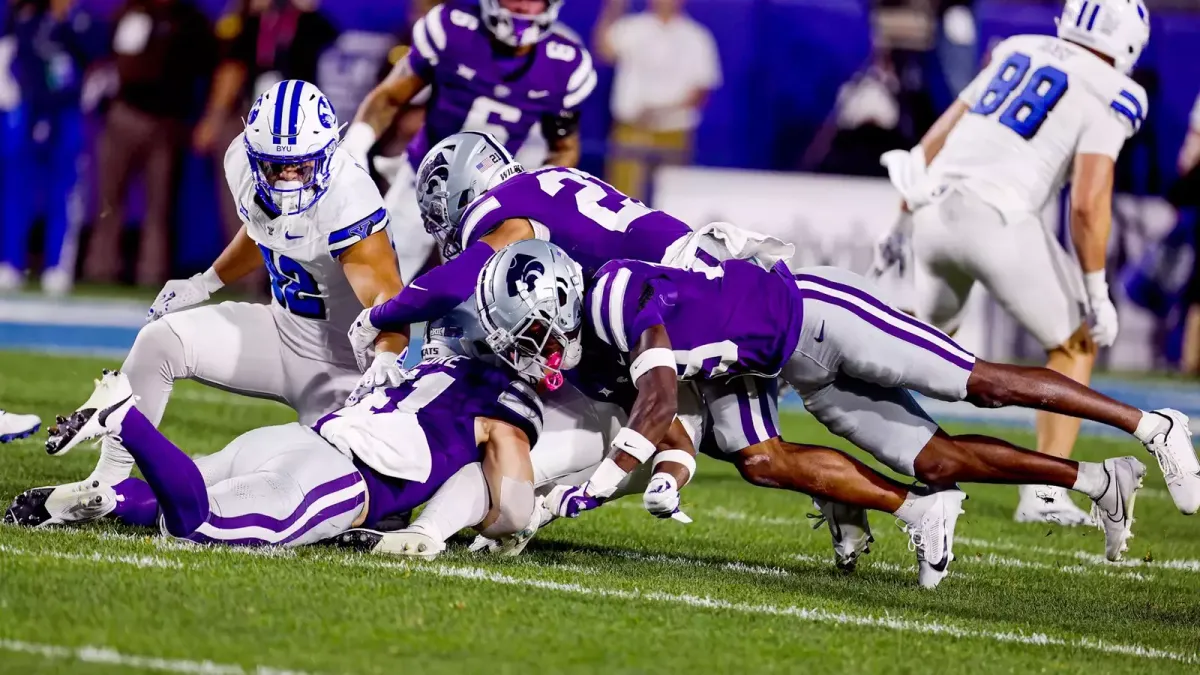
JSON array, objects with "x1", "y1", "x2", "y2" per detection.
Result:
[
  {"x1": 930, "y1": 34, "x2": 1147, "y2": 218},
  {"x1": 224, "y1": 134, "x2": 389, "y2": 366}
]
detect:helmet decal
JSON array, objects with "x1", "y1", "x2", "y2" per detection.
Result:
[{"x1": 506, "y1": 253, "x2": 546, "y2": 297}]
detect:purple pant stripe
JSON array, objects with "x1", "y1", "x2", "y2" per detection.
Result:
[
  {"x1": 794, "y1": 273, "x2": 973, "y2": 360},
  {"x1": 734, "y1": 380, "x2": 759, "y2": 444},
  {"x1": 187, "y1": 493, "x2": 366, "y2": 547},
  {"x1": 798, "y1": 288, "x2": 976, "y2": 371},
  {"x1": 206, "y1": 472, "x2": 363, "y2": 532},
  {"x1": 756, "y1": 379, "x2": 779, "y2": 439}
]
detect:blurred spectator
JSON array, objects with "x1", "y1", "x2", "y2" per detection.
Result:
[
  {"x1": 0, "y1": 0, "x2": 102, "y2": 295},
  {"x1": 814, "y1": 52, "x2": 908, "y2": 177},
  {"x1": 593, "y1": 0, "x2": 720, "y2": 201},
  {"x1": 936, "y1": 1, "x2": 977, "y2": 99},
  {"x1": 1173, "y1": 92, "x2": 1200, "y2": 375},
  {"x1": 193, "y1": 0, "x2": 337, "y2": 276},
  {"x1": 83, "y1": 0, "x2": 216, "y2": 286}
]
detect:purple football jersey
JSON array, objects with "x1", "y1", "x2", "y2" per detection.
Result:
[
  {"x1": 406, "y1": 3, "x2": 596, "y2": 170},
  {"x1": 587, "y1": 259, "x2": 805, "y2": 380},
  {"x1": 458, "y1": 167, "x2": 693, "y2": 278}
]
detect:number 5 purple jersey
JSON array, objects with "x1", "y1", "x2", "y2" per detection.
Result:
[
  {"x1": 406, "y1": 4, "x2": 597, "y2": 171},
  {"x1": 587, "y1": 259, "x2": 805, "y2": 380},
  {"x1": 457, "y1": 167, "x2": 693, "y2": 278}
]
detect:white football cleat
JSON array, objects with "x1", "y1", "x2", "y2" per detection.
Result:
[
  {"x1": 812, "y1": 498, "x2": 873, "y2": 572},
  {"x1": 1141, "y1": 410, "x2": 1200, "y2": 515},
  {"x1": 46, "y1": 370, "x2": 135, "y2": 457},
  {"x1": 469, "y1": 496, "x2": 554, "y2": 557},
  {"x1": 329, "y1": 526, "x2": 446, "y2": 559},
  {"x1": 4, "y1": 479, "x2": 117, "y2": 528},
  {"x1": 1013, "y1": 485, "x2": 1094, "y2": 526},
  {"x1": 900, "y1": 490, "x2": 966, "y2": 589},
  {"x1": 0, "y1": 409, "x2": 41, "y2": 443},
  {"x1": 1090, "y1": 456, "x2": 1146, "y2": 561}
]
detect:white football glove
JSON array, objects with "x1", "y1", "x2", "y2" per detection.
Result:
[
  {"x1": 346, "y1": 351, "x2": 408, "y2": 406},
  {"x1": 146, "y1": 269, "x2": 222, "y2": 322},
  {"x1": 348, "y1": 308, "x2": 382, "y2": 373},
  {"x1": 1084, "y1": 271, "x2": 1119, "y2": 347},
  {"x1": 643, "y1": 473, "x2": 692, "y2": 524},
  {"x1": 880, "y1": 146, "x2": 934, "y2": 211},
  {"x1": 372, "y1": 153, "x2": 410, "y2": 184}
]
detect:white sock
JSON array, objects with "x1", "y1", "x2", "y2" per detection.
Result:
[
  {"x1": 891, "y1": 492, "x2": 928, "y2": 524},
  {"x1": 1133, "y1": 411, "x2": 1168, "y2": 443},
  {"x1": 409, "y1": 463, "x2": 489, "y2": 543},
  {"x1": 1071, "y1": 462, "x2": 1108, "y2": 500},
  {"x1": 87, "y1": 436, "x2": 135, "y2": 485}
]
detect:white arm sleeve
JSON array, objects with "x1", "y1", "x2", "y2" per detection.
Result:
[{"x1": 1077, "y1": 107, "x2": 1131, "y2": 159}]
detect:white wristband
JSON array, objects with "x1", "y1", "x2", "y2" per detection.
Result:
[
  {"x1": 630, "y1": 347, "x2": 676, "y2": 387},
  {"x1": 612, "y1": 427, "x2": 657, "y2": 463},
  {"x1": 198, "y1": 267, "x2": 224, "y2": 294},
  {"x1": 341, "y1": 121, "x2": 377, "y2": 162},
  {"x1": 1083, "y1": 270, "x2": 1109, "y2": 299},
  {"x1": 652, "y1": 449, "x2": 696, "y2": 487}
]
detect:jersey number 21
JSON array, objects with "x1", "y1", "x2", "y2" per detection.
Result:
[{"x1": 971, "y1": 52, "x2": 1068, "y2": 140}]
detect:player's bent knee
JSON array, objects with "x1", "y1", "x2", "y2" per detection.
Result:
[
  {"x1": 126, "y1": 319, "x2": 187, "y2": 381},
  {"x1": 480, "y1": 476, "x2": 536, "y2": 538},
  {"x1": 734, "y1": 437, "x2": 786, "y2": 489},
  {"x1": 912, "y1": 434, "x2": 964, "y2": 486}
]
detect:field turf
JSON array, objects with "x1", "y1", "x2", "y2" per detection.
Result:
[{"x1": 1, "y1": 350, "x2": 1198, "y2": 674}]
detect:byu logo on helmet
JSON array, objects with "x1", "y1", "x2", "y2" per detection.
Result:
[
  {"x1": 506, "y1": 253, "x2": 546, "y2": 297},
  {"x1": 316, "y1": 97, "x2": 335, "y2": 129}
]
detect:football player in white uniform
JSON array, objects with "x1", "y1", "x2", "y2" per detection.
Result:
[
  {"x1": 0, "y1": 409, "x2": 40, "y2": 443},
  {"x1": 46, "y1": 80, "x2": 408, "y2": 503},
  {"x1": 875, "y1": 0, "x2": 1199, "y2": 524}
]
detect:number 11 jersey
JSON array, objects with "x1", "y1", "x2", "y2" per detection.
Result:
[{"x1": 931, "y1": 33, "x2": 1147, "y2": 218}]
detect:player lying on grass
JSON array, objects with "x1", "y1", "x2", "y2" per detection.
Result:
[
  {"x1": 873, "y1": 0, "x2": 1152, "y2": 526},
  {"x1": 5, "y1": 339, "x2": 568, "y2": 552},
  {"x1": 71, "y1": 80, "x2": 410, "y2": 503},
  {"x1": 520, "y1": 255, "x2": 1198, "y2": 586}
]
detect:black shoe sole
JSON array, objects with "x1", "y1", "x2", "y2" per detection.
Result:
[
  {"x1": 3, "y1": 487, "x2": 53, "y2": 527},
  {"x1": 325, "y1": 528, "x2": 385, "y2": 553}
]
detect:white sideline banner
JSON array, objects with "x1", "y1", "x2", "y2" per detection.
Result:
[{"x1": 653, "y1": 166, "x2": 1175, "y2": 369}]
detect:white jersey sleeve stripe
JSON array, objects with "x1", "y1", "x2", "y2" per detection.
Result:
[
  {"x1": 568, "y1": 48, "x2": 593, "y2": 92},
  {"x1": 589, "y1": 272, "x2": 612, "y2": 346},
  {"x1": 425, "y1": 4, "x2": 448, "y2": 52},
  {"x1": 328, "y1": 208, "x2": 389, "y2": 255},
  {"x1": 564, "y1": 69, "x2": 597, "y2": 109},
  {"x1": 607, "y1": 266, "x2": 633, "y2": 352},
  {"x1": 412, "y1": 18, "x2": 439, "y2": 67}
]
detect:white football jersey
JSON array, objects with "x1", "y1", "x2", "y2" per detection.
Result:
[
  {"x1": 930, "y1": 34, "x2": 1147, "y2": 218},
  {"x1": 224, "y1": 135, "x2": 389, "y2": 366}
]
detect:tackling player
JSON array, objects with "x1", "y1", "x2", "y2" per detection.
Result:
[
  {"x1": 41, "y1": 80, "x2": 409, "y2": 507},
  {"x1": 876, "y1": 0, "x2": 1159, "y2": 525},
  {"x1": 528, "y1": 255, "x2": 1198, "y2": 586},
  {"x1": 340, "y1": 0, "x2": 597, "y2": 282}
]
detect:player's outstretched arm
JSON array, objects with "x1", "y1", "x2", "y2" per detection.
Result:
[
  {"x1": 1070, "y1": 153, "x2": 1118, "y2": 346},
  {"x1": 476, "y1": 419, "x2": 536, "y2": 539},
  {"x1": 146, "y1": 225, "x2": 262, "y2": 322},
  {"x1": 368, "y1": 219, "x2": 537, "y2": 333},
  {"x1": 341, "y1": 230, "x2": 410, "y2": 382},
  {"x1": 343, "y1": 55, "x2": 429, "y2": 166}
]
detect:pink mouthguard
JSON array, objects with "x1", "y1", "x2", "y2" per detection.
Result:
[{"x1": 542, "y1": 351, "x2": 564, "y2": 391}]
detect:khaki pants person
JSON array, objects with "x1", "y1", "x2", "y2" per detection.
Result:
[
  {"x1": 605, "y1": 123, "x2": 692, "y2": 202},
  {"x1": 85, "y1": 102, "x2": 183, "y2": 286}
]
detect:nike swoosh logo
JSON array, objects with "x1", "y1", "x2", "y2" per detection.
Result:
[
  {"x1": 284, "y1": 233, "x2": 303, "y2": 240},
  {"x1": 1105, "y1": 471, "x2": 1126, "y2": 524},
  {"x1": 815, "y1": 321, "x2": 826, "y2": 343},
  {"x1": 409, "y1": 283, "x2": 428, "y2": 291}
]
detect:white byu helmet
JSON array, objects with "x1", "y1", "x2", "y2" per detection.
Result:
[
  {"x1": 1056, "y1": 0, "x2": 1150, "y2": 74},
  {"x1": 243, "y1": 80, "x2": 340, "y2": 216}
]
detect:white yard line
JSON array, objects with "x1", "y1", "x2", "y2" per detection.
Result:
[
  {"x1": 0, "y1": 639, "x2": 311, "y2": 675},
  {"x1": 959, "y1": 537, "x2": 1200, "y2": 573},
  {"x1": 346, "y1": 557, "x2": 1199, "y2": 666},
  {"x1": 616, "y1": 550, "x2": 792, "y2": 577},
  {"x1": 0, "y1": 543, "x2": 181, "y2": 569}
]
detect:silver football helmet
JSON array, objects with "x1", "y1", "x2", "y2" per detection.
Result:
[
  {"x1": 480, "y1": 0, "x2": 564, "y2": 48},
  {"x1": 416, "y1": 132, "x2": 524, "y2": 260},
  {"x1": 476, "y1": 240, "x2": 584, "y2": 390}
]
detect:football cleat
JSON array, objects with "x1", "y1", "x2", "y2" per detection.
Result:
[
  {"x1": 329, "y1": 527, "x2": 445, "y2": 560},
  {"x1": 811, "y1": 498, "x2": 873, "y2": 572},
  {"x1": 1013, "y1": 485, "x2": 1094, "y2": 526},
  {"x1": 4, "y1": 480, "x2": 117, "y2": 528},
  {"x1": 469, "y1": 495, "x2": 554, "y2": 557},
  {"x1": 0, "y1": 409, "x2": 41, "y2": 443},
  {"x1": 1141, "y1": 410, "x2": 1200, "y2": 515},
  {"x1": 1090, "y1": 456, "x2": 1146, "y2": 561},
  {"x1": 900, "y1": 490, "x2": 966, "y2": 589},
  {"x1": 46, "y1": 370, "x2": 135, "y2": 457}
]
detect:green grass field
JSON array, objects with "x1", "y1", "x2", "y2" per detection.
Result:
[{"x1": 1, "y1": 350, "x2": 1198, "y2": 674}]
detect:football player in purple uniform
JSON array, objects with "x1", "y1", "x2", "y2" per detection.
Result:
[
  {"x1": 342, "y1": 1, "x2": 597, "y2": 282},
  {"x1": 517, "y1": 256, "x2": 1197, "y2": 587}
]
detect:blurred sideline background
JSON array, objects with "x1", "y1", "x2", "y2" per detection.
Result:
[{"x1": 1, "y1": 0, "x2": 1200, "y2": 381}]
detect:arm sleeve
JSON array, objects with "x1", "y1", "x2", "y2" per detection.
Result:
[
  {"x1": 327, "y1": 208, "x2": 389, "y2": 257},
  {"x1": 694, "y1": 28, "x2": 722, "y2": 90},
  {"x1": 589, "y1": 264, "x2": 674, "y2": 353},
  {"x1": 408, "y1": 4, "x2": 448, "y2": 82},
  {"x1": 494, "y1": 379, "x2": 544, "y2": 447},
  {"x1": 368, "y1": 240, "x2": 495, "y2": 330},
  {"x1": 1077, "y1": 106, "x2": 1132, "y2": 159}
]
